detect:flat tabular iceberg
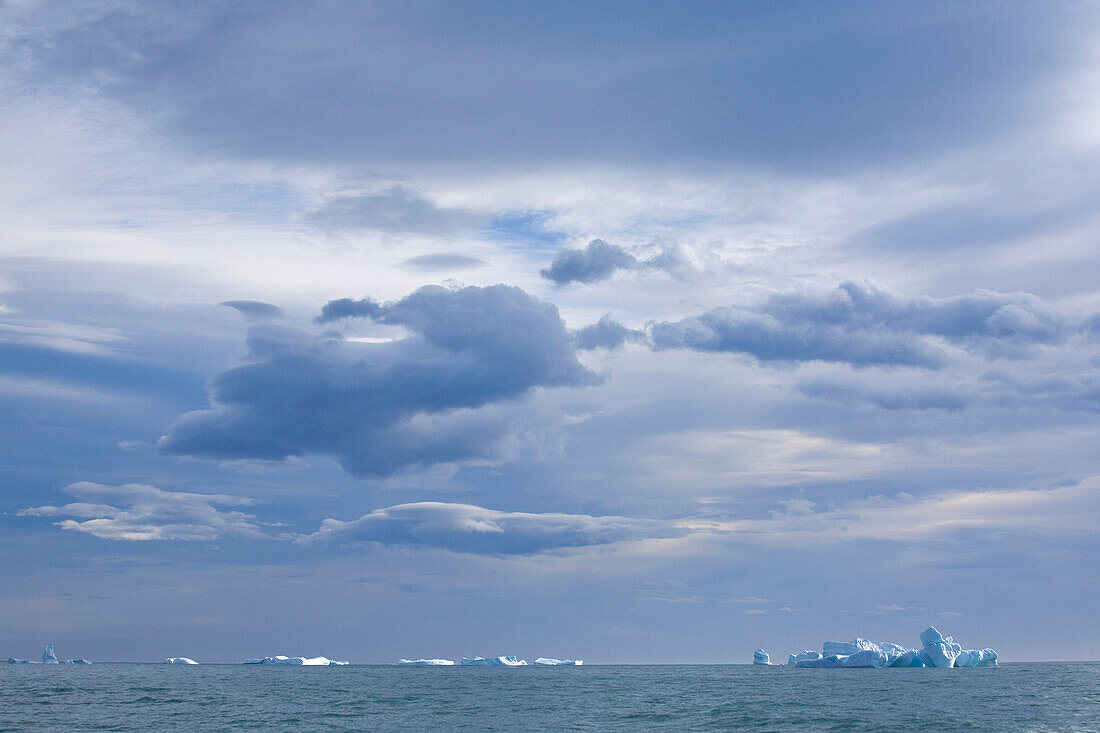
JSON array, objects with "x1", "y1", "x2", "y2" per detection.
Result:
[
  {"x1": 165, "y1": 657, "x2": 199, "y2": 665},
  {"x1": 752, "y1": 649, "x2": 771, "y2": 665},
  {"x1": 399, "y1": 658, "x2": 454, "y2": 666},
  {"x1": 460, "y1": 656, "x2": 527, "y2": 666},
  {"x1": 534, "y1": 658, "x2": 583, "y2": 666},
  {"x1": 787, "y1": 627, "x2": 996, "y2": 669},
  {"x1": 243, "y1": 656, "x2": 348, "y2": 666}
]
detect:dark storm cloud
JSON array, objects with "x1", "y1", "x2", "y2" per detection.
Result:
[
  {"x1": 159, "y1": 285, "x2": 598, "y2": 477},
  {"x1": 303, "y1": 501, "x2": 682, "y2": 555},
  {"x1": 21, "y1": 2, "x2": 1086, "y2": 174},
  {"x1": 540, "y1": 239, "x2": 638, "y2": 285}
]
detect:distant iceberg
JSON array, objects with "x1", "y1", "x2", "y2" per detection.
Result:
[
  {"x1": 165, "y1": 657, "x2": 199, "y2": 665},
  {"x1": 533, "y1": 658, "x2": 583, "y2": 666},
  {"x1": 243, "y1": 656, "x2": 348, "y2": 666},
  {"x1": 399, "y1": 658, "x2": 454, "y2": 666},
  {"x1": 787, "y1": 626, "x2": 997, "y2": 669},
  {"x1": 752, "y1": 649, "x2": 771, "y2": 665},
  {"x1": 8, "y1": 644, "x2": 89, "y2": 665},
  {"x1": 460, "y1": 656, "x2": 527, "y2": 666}
]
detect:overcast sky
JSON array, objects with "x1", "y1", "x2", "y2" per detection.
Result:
[{"x1": 2, "y1": 0, "x2": 1099, "y2": 663}]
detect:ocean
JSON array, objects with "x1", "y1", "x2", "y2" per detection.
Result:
[{"x1": 3, "y1": 662, "x2": 1098, "y2": 731}]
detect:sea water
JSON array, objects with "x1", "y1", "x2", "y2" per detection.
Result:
[{"x1": 3, "y1": 662, "x2": 1098, "y2": 731}]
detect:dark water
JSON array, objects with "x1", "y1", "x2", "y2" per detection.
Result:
[{"x1": 2, "y1": 663, "x2": 1098, "y2": 731}]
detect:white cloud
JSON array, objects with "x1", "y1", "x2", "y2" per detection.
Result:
[
  {"x1": 302, "y1": 501, "x2": 683, "y2": 555},
  {"x1": 18, "y1": 482, "x2": 268, "y2": 541}
]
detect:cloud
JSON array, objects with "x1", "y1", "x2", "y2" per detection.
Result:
[
  {"x1": 219, "y1": 300, "x2": 285, "y2": 321},
  {"x1": 314, "y1": 297, "x2": 384, "y2": 323},
  {"x1": 17, "y1": 482, "x2": 267, "y2": 541},
  {"x1": 304, "y1": 187, "x2": 484, "y2": 234},
  {"x1": 401, "y1": 253, "x2": 487, "y2": 271},
  {"x1": 540, "y1": 239, "x2": 638, "y2": 285},
  {"x1": 573, "y1": 315, "x2": 645, "y2": 351},
  {"x1": 302, "y1": 501, "x2": 682, "y2": 555},
  {"x1": 159, "y1": 285, "x2": 598, "y2": 477},
  {"x1": 648, "y1": 281, "x2": 1066, "y2": 367},
  {"x1": 798, "y1": 378, "x2": 970, "y2": 411}
]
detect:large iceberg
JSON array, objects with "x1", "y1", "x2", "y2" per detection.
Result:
[
  {"x1": 752, "y1": 649, "x2": 772, "y2": 665},
  {"x1": 399, "y1": 658, "x2": 454, "y2": 666},
  {"x1": 534, "y1": 658, "x2": 583, "y2": 666},
  {"x1": 243, "y1": 655, "x2": 348, "y2": 666},
  {"x1": 460, "y1": 656, "x2": 527, "y2": 666},
  {"x1": 165, "y1": 657, "x2": 199, "y2": 665},
  {"x1": 42, "y1": 643, "x2": 59, "y2": 664},
  {"x1": 788, "y1": 627, "x2": 997, "y2": 669}
]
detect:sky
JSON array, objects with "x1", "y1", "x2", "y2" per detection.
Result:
[{"x1": 1, "y1": 0, "x2": 1099, "y2": 663}]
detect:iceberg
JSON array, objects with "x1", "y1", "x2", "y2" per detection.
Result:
[
  {"x1": 787, "y1": 650, "x2": 822, "y2": 665},
  {"x1": 7, "y1": 658, "x2": 30, "y2": 664},
  {"x1": 398, "y1": 658, "x2": 455, "y2": 666},
  {"x1": 42, "y1": 643, "x2": 59, "y2": 664},
  {"x1": 534, "y1": 658, "x2": 582, "y2": 666},
  {"x1": 63, "y1": 658, "x2": 92, "y2": 665},
  {"x1": 243, "y1": 655, "x2": 347, "y2": 666},
  {"x1": 165, "y1": 657, "x2": 199, "y2": 665},
  {"x1": 822, "y1": 638, "x2": 879, "y2": 656},
  {"x1": 752, "y1": 649, "x2": 771, "y2": 665},
  {"x1": 788, "y1": 626, "x2": 996, "y2": 670},
  {"x1": 460, "y1": 656, "x2": 527, "y2": 666}
]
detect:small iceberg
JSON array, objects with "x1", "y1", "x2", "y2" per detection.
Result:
[
  {"x1": 243, "y1": 655, "x2": 348, "y2": 666},
  {"x1": 533, "y1": 658, "x2": 583, "y2": 666},
  {"x1": 752, "y1": 649, "x2": 771, "y2": 665},
  {"x1": 398, "y1": 658, "x2": 454, "y2": 666},
  {"x1": 63, "y1": 658, "x2": 92, "y2": 665},
  {"x1": 786, "y1": 626, "x2": 997, "y2": 669},
  {"x1": 165, "y1": 657, "x2": 199, "y2": 665},
  {"x1": 460, "y1": 656, "x2": 527, "y2": 666}
]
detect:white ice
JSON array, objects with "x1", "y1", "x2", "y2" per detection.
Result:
[
  {"x1": 753, "y1": 649, "x2": 771, "y2": 665},
  {"x1": 42, "y1": 643, "x2": 58, "y2": 664},
  {"x1": 399, "y1": 658, "x2": 455, "y2": 665},
  {"x1": 460, "y1": 656, "x2": 528, "y2": 666},
  {"x1": 165, "y1": 657, "x2": 199, "y2": 664},
  {"x1": 534, "y1": 658, "x2": 583, "y2": 666},
  {"x1": 789, "y1": 626, "x2": 997, "y2": 669},
  {"x1": 242, "y1": 655, "x2": 347, "y2": 666}
]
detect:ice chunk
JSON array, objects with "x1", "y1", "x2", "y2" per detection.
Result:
[
  {"x1": 7, "y1": 658, "x2": 30, "y2": 664},
  {"x1": 165, "y1": 657, "x2": 199, "y2": 665},
  {"x1": 787, "y1": 650, "x2": 822, "y2": 665},
  {"x1": 822, "y1": 638, "x2": 879, "y2": 656},
  {"x1": 795, "y1": 655, "x2": 846, "y2": 668},
  {"x1": 42, "y1": 643, "x2": 59, "y2": 664},
  {"x1": 63, "y1": 658, "x2": 92, "y2": 664},
  {"x1": 242, "y1": 655, "x2": 347, "y2": 666},
  {"x1": 533, "y1": 658, "x2": 583, "y2": 666},
  {"x1": 460, "y1": 656, "x2": 528, "y2": 666},
  {"x1": 919, "y1": 642, "x2": 958, "y2": 668},
  {"x1": 838, "y1": 649, "x2": 889, "y2": 668},
  {"x1": 919, "y1": 626, "x2": 945, "y2": 647},
  {"x1": 753, "y1": 649, "x2": 771, "y2": 665},
  {"x1": 399, "y1": 658, "x2": 455, "y2": 666},
  {"x1": 887, "y1": 649, "x2": 924, "y2": 668}
]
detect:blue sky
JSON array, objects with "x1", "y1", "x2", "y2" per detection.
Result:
[{"x1": 1, "y1": 0, "x2": 1098, "y2": 663}]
